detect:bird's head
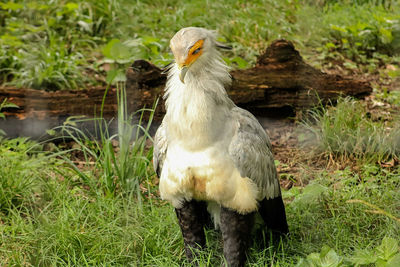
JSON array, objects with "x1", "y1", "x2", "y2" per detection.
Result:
[{"x1": 170, "y1": 27, "x2": 231, "y2": 83}]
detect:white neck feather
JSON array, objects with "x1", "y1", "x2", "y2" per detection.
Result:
[{"x1": 163, "y1": 49, "x2": 235, "y2": 149}]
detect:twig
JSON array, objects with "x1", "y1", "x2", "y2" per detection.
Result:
[
  {"x1": 347, "y1": 199, "x2": 400, "y2": 223},
  {"x1": 72, "y1": 161, "x2": 96, "y2": 165}
]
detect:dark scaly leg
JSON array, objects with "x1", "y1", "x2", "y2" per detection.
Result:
[
  {"x1": 175, "y1": 200, "x2": 207, "y2": 260},
  {"x1": 259, "y1": 196, "x2": 289, "y2": 242},
  {"x1": 220, "y1": 207, "x2": 254, "y2": 267}
]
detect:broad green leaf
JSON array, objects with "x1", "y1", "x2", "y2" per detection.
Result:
[
  {"x1": 150, "y1": 44, "x2": 159, "y2": 56},
  {"x1": 377, "y1": 237, "x2": 399, "y2": 261},
  {"x1": 325, "y1": 42, "x2": 336, "y2": 49},
  {"x1": 102, "y1": 39, "x2": 135, "y2": 63},
  {"x1": 320, "y1": 248, "x2": 343, "y2": 267},
  {"x1": 320, "y1": 245, "x2": 333, "y2": 258},
  {"x1": 232, "y1": 56, "x2": 248, "y2": 69},
  {"x1": 330, "y1": 25, "x2": 347, "y2": 33},
  {"x1": 102, "y1": 39, "x2": 119, "y2": 59},
  {"x1": 343, "y1": 61, "x2": 358, "y2": 70},
  {"x1": 282, "y1": 186, "x2": 301, "y2": 199},
  {"x1": 295, "y1": 258, "x2": 314, "y2": 267},
  {"x1": 46, "y1": 129, "x2": 56, "y2": 136},
  {"x1": 306, "y1": 252, "x2": 321, "y2": 266},
  {"x1": 105, "y1": 69, "x2": 119, "y2": 84},
  {"x1": 376, "y1": 258, "x2": 387, "y2": 267},
  {"x1": 0, "y1": 2, "x2": 23, "y2": 10},
  {"x1": 142, "y1": 36, "x2": 159, "y2": 45},
  {"x1": 114, "y1": 70, "x2": 127, "y2": 83},
  {"x1": 350, "y1": 249, "x2": 377, "y2": 265},
  {"x1": 386, "y1": 253, "x2": 400, "y2": 267},
  {"x1": 65, "y1": 2, "x2": 79, "y2": 12},
  {"x1": 106, "y1": 69, "x2": 126, "y2": 84},
  {"x1": 379, "y1": 28, "x2": 393, "y2": 44},
  {"x1": 294, "y1": 183, "x2": 327, "y2": 205}
]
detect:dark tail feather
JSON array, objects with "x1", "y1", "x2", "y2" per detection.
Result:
[{"x1": 259, "y1": 196, "x2": 289, "y2": 236}]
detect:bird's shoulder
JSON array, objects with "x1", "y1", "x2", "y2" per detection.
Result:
[{"x1": 230, "y1": 106, "x2": 272, "y2": 150}]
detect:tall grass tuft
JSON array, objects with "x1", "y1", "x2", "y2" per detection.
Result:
[
  {"x1": 300, "y1": 97, "x2": 400, "y2": 162},
  {"x1": 54, "y1": 81, "x2": 156, "y2": 201}
]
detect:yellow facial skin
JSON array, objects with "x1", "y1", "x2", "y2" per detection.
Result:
[
  {"x1": 179, "y1": 39, "x2": 204, "y2": 83},
  {"x1": 183, "y1": 39, "x2": 204, "y2": 67}
]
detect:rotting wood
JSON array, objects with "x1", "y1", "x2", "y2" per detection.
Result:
[
  {"x1": 0, "y1": 39, "x2": 372, "y2": 138},
  {"x1": 126, "y1": 40, "x2": 372, "y2": 119}
]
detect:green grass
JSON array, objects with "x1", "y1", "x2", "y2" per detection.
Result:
[
  {"x1": 0, "y1": 137, "x2": 43, "y2": 214},
  {"x1": 1, "y1": 136, "x2": 399, "y2": 266},
  {"x1": 2, "y1": 87, "x2": 399, "y2": 265},
  {"x1": 1, "y1": 1, "x2": 400, "y2": 266},
  {"x1": 1, "y1": 0, "x2": 399, "y2": 89},
  {"x1": 1, "y1": 88, "x2": 400, "y2": 265},
  {"x1": 53, "y1": 90, "x2": 156, "y2": 200},
  {"x1": 300, "y1": 97, "x2": 400, "y2": 163}
]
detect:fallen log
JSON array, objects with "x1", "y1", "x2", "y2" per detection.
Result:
[
  {"x1": 231, "y1": 40, "x2": 371, "y2": 109},
  {"x1": 126, "y1": 40, "x2": 372, "y2": 118},
  {"x1": 0, "y1": 39, "x2": 372, "y2": 138}
]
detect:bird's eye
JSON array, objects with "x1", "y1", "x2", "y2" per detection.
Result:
[{"x1": 192, "y1": 48, "x2": 201, "y2": 55}]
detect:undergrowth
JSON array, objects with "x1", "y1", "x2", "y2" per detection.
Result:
[
  {"x1": 1, "y1": 0, "x2": 399, "y2": 89},
  {"x1": 315, "y1": 3, "x2": 400, "y2": 68},
  {"x1": 1, "y1": 80, "x2": 399, "y2": 265},
  {"x1": 300, "y1": 97, "x2": 400, "y2": 163},
  {"x1": 1, "y1": 1, "x2": 400, "y2": 266},
  {"x1": 1, "y1": 136, "x2": 399, "y2": 265}
]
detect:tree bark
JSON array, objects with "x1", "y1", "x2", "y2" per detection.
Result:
[{"x1": 125, "y1": 40, "x2": 372, "y2": 119}]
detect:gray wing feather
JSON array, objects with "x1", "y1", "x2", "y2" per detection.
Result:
[
  {"x1": 228, "y1": 107, "x2": 281, "y2": 199},
  {"x1": 153, "y1": 121, "x2": 168, "y2": 177}
]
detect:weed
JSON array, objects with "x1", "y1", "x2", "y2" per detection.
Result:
[
  {"x1": 48, "y1": 42, "x2": 157, "y2": 198},
  {"x1": 375, "y1": 88, "x2": 400, "y2": 106},
  {"x1": 52, "y1": 102, "x2": 155, "y2": 199},
  {"x1": 313, "y1": 1, "x2": 400, "y2": 70},
  {"x1": 1, "y1": 1, "x2": 400, "y2": 266},
  {"x1": 1, "y1": 1, "x2": 400, "y2": 89},
  {"x1": 296, "y1": 236, "x2": 400, "y2": 266},
  {"x1": 296, "y1": 245, "x2": 345, "y2": 267},
  {"x1": 300, "y1": 97, "x2": 400, "y2": 162},
  {"x1": 1, "y1": 112, "x2": 399, "y2": 266},
  {"x1": 10, "y1": 41, "x2": 88, "y2": 91}
]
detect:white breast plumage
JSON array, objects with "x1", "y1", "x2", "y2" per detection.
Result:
[{"x1": 159, "y1": 137, "x2": 260, "y2": 214}]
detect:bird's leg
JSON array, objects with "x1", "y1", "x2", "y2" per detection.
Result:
[
  {"x1": 220, "y1": 207, "x2": 254, "y2": 267},
  {"x1": 175, "y1": 200, "x2": 207, "y2": 261}
]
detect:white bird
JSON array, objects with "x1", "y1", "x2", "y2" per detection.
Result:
[{"x1": 153, "y1": 27, "x2": 288, "y2": 266}]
